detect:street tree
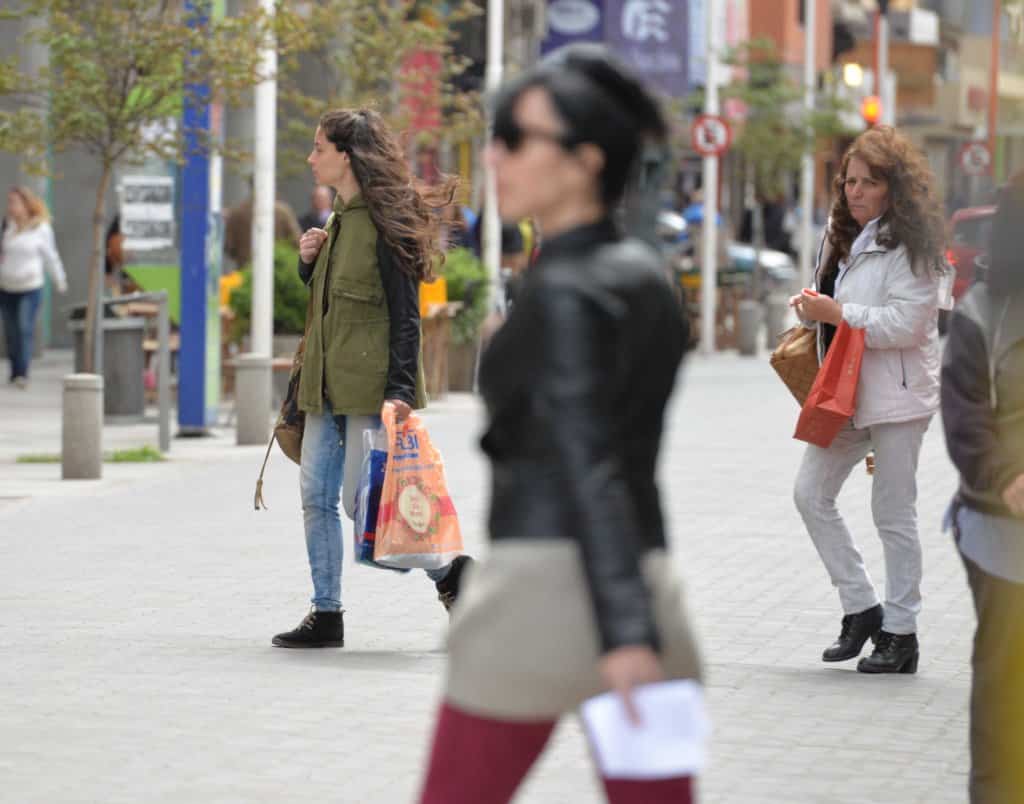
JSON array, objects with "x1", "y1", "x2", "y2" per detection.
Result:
[
  {"x1": 719, "y1": 39, "x2": 853, "y2": 298},
  {"x1": 274, "y1": 0, "x2": 483, "y2": 180},
  {"x1": 0, "y1": 0, "x2": 276, "y2": 373}
]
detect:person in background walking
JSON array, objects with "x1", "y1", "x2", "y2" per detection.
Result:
[
  {"x1": 0, "y1": 186, "x2": 67, "y2": 389},
  {"x1": 222, "y1": 180, "x2": 302, "y2": 270},
  {"x1": 272, "y1": 108, "x2": 472, "y2": 649},
  {"x1": 790, "y1": 126, "x2": 947, "y2": 674},
  {"x1": 418, "y1": 46, "x2": 701, "y2": 804},
  {"x1": 941, "y1": 171, "x2": 1024, "y2": 803},
  {"x1": 298, "y1": 184, "x2": 333, "y2": 233}
]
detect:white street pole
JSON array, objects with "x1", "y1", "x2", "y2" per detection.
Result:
[
  {"x1": 700, "y1": 0, "x2": 721, "y2": 356},
  {"x1": 483, "y1": 0, "x2": 504, "y2": 306},
  {"x1": 878, "y1": 11, "x2": 892, "y2": 125},
  {"x1": 252, "y1": 0, "x2": 276, "y2": 360},
  {"x1": 799, "y1": 0, "x2": 816, "y2": 291},
  {"x1": 238, "y1": 0, "x2": 276, "y2": 445}
]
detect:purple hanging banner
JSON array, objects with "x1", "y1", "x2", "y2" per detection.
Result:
[
  {"x1": 604, "y1": 0, "x2": 689, "y2": 98},
  {"x1": 541, "y1": 0, "x2": 604, "y2": 55}
]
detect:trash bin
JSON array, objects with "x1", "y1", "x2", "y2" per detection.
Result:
[{"x1": 68, "y1": 317, "x2": 146, "y2": 418}]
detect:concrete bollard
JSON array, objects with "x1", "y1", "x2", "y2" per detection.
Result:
[
  {"x1": 62, "y1": 373, "x2": 103, "y2": 480},
  {"x1": 235, "y1": 353, "x2": 273, "y2": 446},
  {"x1": 764, "y1": 293, "x2": 791, "y2": 343},
  {"x1": 737, "y1": 299, "x2": 762, "y2": 356}
]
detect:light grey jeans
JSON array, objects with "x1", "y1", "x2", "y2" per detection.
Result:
[{"x1": 794, "y1": 416, "x2": 931, "y2": 635}]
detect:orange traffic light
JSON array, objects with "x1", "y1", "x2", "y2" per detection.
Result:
[{"x1": 861, "y1": 95, "x2": 882, "y2": 127}]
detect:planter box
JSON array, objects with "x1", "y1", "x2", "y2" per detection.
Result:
[{"x1": 447, "y1": 340, "x2": 477, "y2": 392}]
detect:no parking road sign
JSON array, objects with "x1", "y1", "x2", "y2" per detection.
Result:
[
  {"x1": 958, "y1": 142, "x2": 992, "y2": 177},
  {"x1": 691, "y1": 114, "x2": 732, "y2": 157}
]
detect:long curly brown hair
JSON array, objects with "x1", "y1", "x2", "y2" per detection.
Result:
[
  {"x1": 319, "y1": 109, "x2": 456, "y2": 281},
  {"x1": 824, "y1": 126, "x2": 946, "y2": 280}
]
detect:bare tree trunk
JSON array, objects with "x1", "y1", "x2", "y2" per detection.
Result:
[
  {"x1": 752, "y1": 197, "x2": 766, "y2": 303},
  {"x1": 82, "y1": 162, "x2": 112, "y2": 375}
]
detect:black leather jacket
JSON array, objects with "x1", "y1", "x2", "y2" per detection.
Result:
[{"x1": 478, "y1": 219, "x2": 689, "y2": 655}]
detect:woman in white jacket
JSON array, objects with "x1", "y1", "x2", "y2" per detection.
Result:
[
  {"x1": 791, "y1": 126, "x2": 947, "y2": 675},
  {"x1": 0, "y1": 186, "x2": 67, "y2": 388}
]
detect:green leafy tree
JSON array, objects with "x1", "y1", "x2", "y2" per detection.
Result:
[
  {"x1": 0, "y1": 0, "x2": 276, "y2": 372},
  {"x1": 719, "y1": 39, "x2": 854, "y2": 297},
  {"x1": 274, "y1": 0, "x2": 483, "y2": 179}
]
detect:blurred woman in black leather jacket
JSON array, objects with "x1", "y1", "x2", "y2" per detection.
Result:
[{"x1": 418, "y1": 46, "x2": 702, "y2": 804}]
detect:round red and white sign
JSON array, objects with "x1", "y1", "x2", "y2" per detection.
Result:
[
  {"x1": 691, "y1": 114, "x2": 732, "y2": 157},
  {"x1": 958, "y1": 142, "x2": 992, "y2": 177}
]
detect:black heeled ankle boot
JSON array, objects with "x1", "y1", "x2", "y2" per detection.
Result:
[
  {"x1": 857, "y1": 631, "x2": 919, "y2": 674},
  {"x1": 822, "y1": 604, "x2": 883, "y2": 662}
]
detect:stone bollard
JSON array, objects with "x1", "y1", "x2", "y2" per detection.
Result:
[
  {"x1": 235, "y1": 353, "x2": 273, "y2": 446},
  {"x1": 62, "y1": 373, "x2": 103, "y2": 480},
  {"x1": 764, "y1": 293, "x2": 791, "y2": 343},
  {"x1": 736, "y1": 299, "x2": 762, "y2": 356}
]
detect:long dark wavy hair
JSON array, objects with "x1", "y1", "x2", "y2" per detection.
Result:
[
  {"x1": 824, "y1": 126, "x2": 946, "y2": 281},
  {"x1": 318, "y1": 109, "x2": 456, "y2": 280}
]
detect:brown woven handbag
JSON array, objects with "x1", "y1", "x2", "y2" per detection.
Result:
[{"x1": 770, "y1": 326, "x2": 819, "y2": 406}]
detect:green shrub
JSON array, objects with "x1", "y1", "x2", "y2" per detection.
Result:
[
  {"x1": 441, "y1": 247, "x2": 489, "y2": 346},
  {"x1": 229, "y1": 241, "x2": 308, "y2": 338}
]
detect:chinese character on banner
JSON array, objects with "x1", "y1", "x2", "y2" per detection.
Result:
[{"x1": 605, "y1": 0, "x2": 688, "y2": 97}]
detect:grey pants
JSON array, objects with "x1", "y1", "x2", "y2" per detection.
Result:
[{"x1": 794, "y1": 416, "x2": 931, "y2": 634}]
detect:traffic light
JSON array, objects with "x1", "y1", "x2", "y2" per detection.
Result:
[{"x1": 861, "y1": 95, "x2": 882, "y2": 127}]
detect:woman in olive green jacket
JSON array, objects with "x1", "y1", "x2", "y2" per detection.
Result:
[{"x1": 272, "y1": 109, "x2": 472, "y2": 649}]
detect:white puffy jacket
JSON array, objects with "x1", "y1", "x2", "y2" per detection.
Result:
[{"x1": 810, "y1": 230, "x2": 940, "y2": 429}]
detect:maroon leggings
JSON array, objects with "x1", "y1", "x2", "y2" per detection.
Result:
[{"x1": 418, "y1": 702, "x2": 694, "y2": 804}]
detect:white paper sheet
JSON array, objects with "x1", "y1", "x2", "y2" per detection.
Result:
[{"x1": 580, "y1": 679, "x2": 710, "y2": 780}]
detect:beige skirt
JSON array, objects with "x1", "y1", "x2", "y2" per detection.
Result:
[{"x1": 445, "y1": 542, "x2": 703, "y2": 720}]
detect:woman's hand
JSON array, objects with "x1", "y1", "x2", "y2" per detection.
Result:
[
  {"x1": 382, "y1": 399, "x2": 412, "y2": 423},
  {"x1": 797, "y1": 289, "x2": 844, "y2": 326},
  {"x1": 299, "y1": 227, "x2": 329, "y2": 264},
  {"x1": 599, "y1": 645, "x2": 665, "y2": 726},
  {"x1": 1002, "y1": 474, "x2": 1024, "y2": 517}
]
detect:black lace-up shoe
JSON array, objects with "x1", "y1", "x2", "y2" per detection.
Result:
[
  {"x1": 436, "y1": 555, "x2": 474, "y2": 612},
  {"x1": 858, "y1": 631, "x2": 919, "y2": 674},
  {"x1": 272, "y1": 609, "x2": 344, "y2": 648},
  {"x1": 822, "y1": 604, "x2": 884, "y2": 662}
]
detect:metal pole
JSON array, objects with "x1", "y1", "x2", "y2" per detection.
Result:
[
  {"x1": 799, "y1": 0, "x2": 816, "y2": 292},
  {"x1": 252, "y1": 0, "x2": 276, "y2": 361},
  {"x1": 157, "y1": 291, "x2": 171, "y2": 453},
  {"x1": 877, "y1": 10, "x2": 891, "y2": 125},
  {"x1": 237, "y1": 0, "x2": 276, "y2": 445},
  {"x1": 700, "y1": 0, "x2": 721, "y2": 356},
  {"x1": 483, "y1": 0, "x2": 504, "y2": 306},
  {"x1": 989, "y1": 0, "x2": 1002, "y2": 177}
]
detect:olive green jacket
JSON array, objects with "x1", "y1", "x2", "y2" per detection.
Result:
[{"x1": 298, "y1": 194, "x2": 427, "y2": 416}]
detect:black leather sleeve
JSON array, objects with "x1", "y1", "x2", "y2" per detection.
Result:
[
  {"x1": 532, "y1": 283, "x2": 659, "y2": 655},
  {"x1": 941, "y1": 310, "x2": 1022, "y2": 495},
  {"x1": 377, "y1": 240, "x2": 420, "y2": 406},
  {"x1": 297, "y1": 256, "x2": 315, "y2": 286}
]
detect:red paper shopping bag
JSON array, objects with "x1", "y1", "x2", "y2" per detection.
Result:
[
  {"x1": 793, "y1": 321, "x2": 865, "y2": 448},
  {"x1": 374, "y1": 405, "x2": 463, "y2": 570}
]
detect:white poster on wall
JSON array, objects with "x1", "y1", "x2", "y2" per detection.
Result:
[{"x1": 120, "y1": 175, "x2": 175, "y2": 251}]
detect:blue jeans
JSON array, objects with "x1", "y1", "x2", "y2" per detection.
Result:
[
  {"x1": 300, "y1": 400, "x2": 451, "y2": 611},
  {"x1": 0, "y1": 288, "x2": 42, "y2": 381}
]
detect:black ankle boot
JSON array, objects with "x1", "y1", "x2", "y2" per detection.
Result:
[
  {"x1": 436, "y1": 555, "x2": 474, "y2": 612},
  {"x1": 857, "y1": 631, "x2": 919, "y2": 674},
  {"x1": 822, "y1": 604, "x2": 883, "y2": 662},
  {"x1": 272, "y1": 610, "x2": 344, "y2": 648}
]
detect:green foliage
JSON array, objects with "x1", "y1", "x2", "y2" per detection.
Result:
[
  {"x1": 229, "y1": 241, "x2": 309, "y2": 338},
  {"x1": 17, "y1": 445, "x2": 165, "y2": 463},
  {"x1": 274, "y1": 0, "x2": 484, "y2": 179},
  {"x1": 716, "y1": 39, "x2": 854, "y2": 200},
  {"x1": 441, "y1": 247, "x2": 488, "y2": 346}
]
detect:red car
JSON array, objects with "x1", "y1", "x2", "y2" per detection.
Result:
[{"x1": 942, "y1": 205, "x2": 996, "y2": 332}]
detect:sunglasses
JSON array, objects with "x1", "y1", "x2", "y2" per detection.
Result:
[{"x1": 492, "y1": 115, "x2": 575, "y2": 153}]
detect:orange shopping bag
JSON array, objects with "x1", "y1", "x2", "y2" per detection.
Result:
[
  {"x1": 793, "y1": 321, "x2": 865, "y2": 448},
  {"x1": 374, "y1": 405, "x2": 464, "y2": 570}
]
